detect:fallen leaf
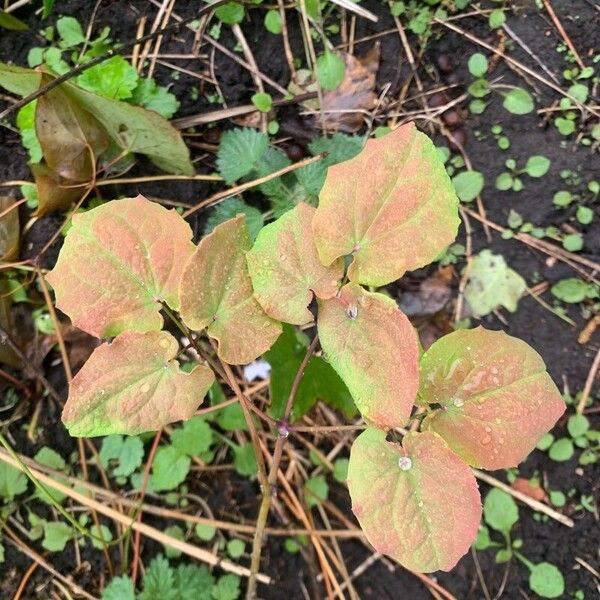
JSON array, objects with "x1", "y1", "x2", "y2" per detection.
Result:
[
  {"x1": 511, "y1": 478, "x2": 547, "y2": 502},
  {"x1": 0, "y1": 197, "x2": 19, "y2": 261},
  {"x1": 398, "y1": 268, "x2": 453, "y2": 317}
]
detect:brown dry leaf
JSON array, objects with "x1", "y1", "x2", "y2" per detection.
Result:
[
  {"x1": 321, "y1": 44, "x2": 380, "y2": 133},
  {"x1": 0, "y1": 276, "x2": 19, "y2": 367},
  {"x1": 399, "y1": 268, "x2": 453, "y2": 317},
  {"x1": 511, "y1": 478, "x2": 547, "y2": 502},
  {"x1": 62, "y1": 325, "x2": 99, "y2": 372},
  {"x1": 0, "y1": 196, "x2": 19, "y2": 261}
]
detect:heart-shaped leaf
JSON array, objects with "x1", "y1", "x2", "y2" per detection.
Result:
[
  {"x1": 312, "y1": 123, "x2": 459, "y2": 286},
  {"x1": 246, "y1": 203, "x2": 343, "y2": 325},
  {"x1": 419, "y1": 327, "x2": 565, "y2": 469},
  {"x1": 317, "y1": 283, "x2": 419, "y2": 428},
  {"x1": 179, "y1": 215, "x2": 281, "y2": 364},
  {"x1": 62, "y1": 331, "x2": 214, "y2": 436},
  {"x1": 47, "y1": 195, "x2": 195, "y2": 338},
  {"x1": 347, "y1": 428, "x2": 481, "y2": 572}
]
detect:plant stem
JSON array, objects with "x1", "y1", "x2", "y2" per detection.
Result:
[{"x1": 246, "y1": 334, "x2": 319, "y2": 600}]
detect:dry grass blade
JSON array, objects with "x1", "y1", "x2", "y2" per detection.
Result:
[{"x1": 328, "y1": 0, "x2": 378, "y2": 23}]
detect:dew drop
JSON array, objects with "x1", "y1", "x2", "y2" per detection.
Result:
[
  {"x1": 140, "y1": 382, "x2": 151, "y2": 394},
  {"x1": 345, "y1": 305, "x2": 358, "y2": 320},
  {"x1": 453, "y1": 398, "x2": 464, "y2": 408},
  {"x1": 417, "y1": 500, "x2": 424, "y2": 507},
  {"x1": 398, "y1": 456, "x2": 412, "y2": 471},
  {"x1": 484, "y1": 426, "x2": 492, "y2": 433},
  {"x1": 159, "y1": 337, "x2": 170, "y2": 349},
  {"x1": 481, "y1": 434, "x2": 492, "y2": 445}
]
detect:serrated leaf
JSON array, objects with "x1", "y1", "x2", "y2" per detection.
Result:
[
  {"x1": 217, "y1": 128, "x2": 269, "y2": 184},
  {"x1": 313, "y1": 123, "x2": 460, "y2": 286},
  {"x1": 76, "y1": 56, "x2": 139, "y2": 100},
  {"x1": 171, "y1": 416, "x2": 214, "y2": 456},
  {"x1": 100, "y1": 435, "x2": 144, "y2": 477},
  {"x1": 419, "y1": 327, "x2": 565, "y2": 469},
  {"x1": 129, "y1": 78, "x2": 180, "y2": 119},
  {"x1": 139, "y1": 555, "x2": 177, "y2": 600},
  {"x1": 347, "y1": 429, "x2": 481, "y2": 572},
  {"x1": 204, "y1": 197, "x2": 263, "y2": 242},
  {"x1": 247, "y1": 203, "x2": 343, "y2": 325},
  {"x1": 211, "y1": 574, "x2": 241, "y2": 600},
  {"x1": 179, "y1": 215, "x2": 281, "y2": 364},
  {"x1": 317, "y1": 283, "x2": 419, "y2": 428},
  {"x1": 62, "y1": 331, "x2": 214, "y2": 436},
  {"x1": 464, "y1": 250, "x2": 526, "y2": 316},
  {"x1": 265, "y1": 324, "x2": 355, "y2": 421},
  {"x1": 152, "y1": 446, "x2": 191, "y2": 491},
  {"x1": 174, "y1": 564, "x2": 215, "y2": 600},
  {"x1": 47, "y1": 196, "x2": 195, "y2": 338},
  {"x1": 102, "y1": 576, "x2": 135, "y2": 600}
]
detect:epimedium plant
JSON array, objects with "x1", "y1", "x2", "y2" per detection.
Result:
[{"x1": 46, "y1": 123, "x2": 565, "y2": 575}]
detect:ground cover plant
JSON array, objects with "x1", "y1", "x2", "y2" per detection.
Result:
[{"x1": 0, "y1": 1, "x2": 598, "y2": 599}]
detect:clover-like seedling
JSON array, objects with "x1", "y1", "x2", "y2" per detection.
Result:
[{"x1": 47, "y1": 123, "x2": 565, "y2": 573}]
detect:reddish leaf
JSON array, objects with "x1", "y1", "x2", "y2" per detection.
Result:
[
  {"x1": 179, "y1": 215, "x2": 281, "y2": 364},
  {"x1": 317, "y1": 283, "x2": 419, "y2": 428},
  {"x1": 62, "y1": 331, "x2": 214, "y2": 436},
  {"x1": 46, "y1": 195, "x2": 195, "y2": 338},
  {"x1": 246, "y1": 203, "x2": 343, "y2": 325},
  {"x1": 419, "y1": 327, "x2": 565, "y2": 469},
  {"x1": 347, "y1": 428, "x2": 481, "y2": 572},
  {"x1": 312, "y1": 123, "x2": 459, "y2": 286}
]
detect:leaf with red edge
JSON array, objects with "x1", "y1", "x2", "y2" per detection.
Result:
[
  {"x1": 347, "y1": 428, "x2": 481, "y2": 573},
  {"x1": 419, "y1": 327, "x2": 565, "y2": 469},
  {"x1": 62, "y1": 331, "x2": 214, "y2": 436},
  {"x1": 246, "y1": 203, "x2": 343, "y2": 325},
  {"x1": 312, "y1": 123, "x2": 460, "y2": 286},
  {"x1": 317, "y1": 283, "x2": 419, "y2": 428},
  {"x1": 46, "y1": 195, "x2": 195, "y2": 338},
  {"x1": 179, "y1": 215, "x2": 281, "y2": 364}
]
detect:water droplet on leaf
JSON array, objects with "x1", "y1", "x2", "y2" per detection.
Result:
[{"x1": 398, "y1": 456, "x2": 412, "y2": 471}]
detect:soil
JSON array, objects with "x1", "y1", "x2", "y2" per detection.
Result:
[{"x1": 0, "y1": 0, "x2": 598, "y2": 599}]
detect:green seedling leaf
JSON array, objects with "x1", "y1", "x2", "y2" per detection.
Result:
[
  {"x1": 251, "y1": 92, "x2": 272, "y2": 113},
  {"x1": 227, "y1": 539, "x2": 245, "y2": 558},
  {"x1": 56, "y1": 16, "x2": 85, "y2": 47},
  {"x1": 102, "y1": 576, "x2": 136, "y2": 600},
  {"x1": 264, "y1": 9, "x2": 282, "y2": 34},
  {"x1": 265, "y1": 324, "x2": 355, "y2": 421},
  {"x1": 47, "y1": 195, "x2": 195, "y2": 338},
  {"x1": 576, "y1": 205, "x2": 593, "y2": 225},
  {"x1": 247, "y1": 203, "x2": 343, "y2": 324},
  {"x1": 563, "y1": 233, "x2": 583, "y2": 252},
  {"x1": 502, "y1": 88, "x2": 535, "y2": 114},
  {"x1": 204, "y1": 197, "x2": 263, "y2": 242},
  {"x1": 452, "y1": 170, "x2": 485, "y2": 202},
  {"x1": 548, "y1": 438, "x2": 574, "y2": 462},
  {"x1": 233, "y1": 442, "x2": 258, "y2": 477},
  {"x1": 139, "y1": 555, "x2": 175, "y2": 599},
  {"x1": 347, "y1": 429, "x2": 481, "y2": 572},
  {"x1": 488, "y1": 9, "x2": 505, "y2": 28},
  {"x1": 464, "y1": 249, "x2": 526, "y2": 316},
  {"x1": 62, "y1": 331, "x2": 214, "y2": 436},
  {"x1": 215, "y1": 2, "x2": 245, "y2": 24},
  {"x1": 567, "y1": 414, "x2": 589, "y2": 438},
  {"x1": 152, "y1": 446, "x2": 191, "y2": 491},
  {"x1": 420, "y1": 327, "x2": 565, "y2": 469},
  {"x1": 179, "y1": 215, "x2": 281, "y2": 364},
  {"x1": 483, "y1": 488, "x2": 518, "y2": 532},
  {"x1": 76, "y1": 56, "x2": 138, "y2": 100},
  {"x1": 212, "y1": 574, "x2": 241, "y2": 600},
  {"x1": 129, "y1": 78, "x2": 180, "y2": 119},
  {"x1": 195, "y1": 523, "x2": 217, "y2": 541},
  {"x1": 313, "y1": 123, "x2": 459, "y2": 286},
  {"x1": 529, "y1": 562, "x2": 565, "y2": 598},
  {"x1": 333, "y1": 458, "x2": 349, "y2": 483},
  {"x1": 468, "y1": 53, "x2": 488, "y2": 77},
  {"x1": 524, "y1": 155, "x2": 551, "y2": 178},
  {"x1": 217, "y1": 128, "x2": 269, "y2": 185},
  {"x1": 90, "y1": 524, "x2": 113, "y2": 550},
  {"x1": 305, "y1": 474, "x2": 329, "y2": 507},
  {"x1": 34, "y1": 446, "x2": 68, "y2": 503},
  {"x1": 555, "y1": 117, "x2": 575, "y2": 136},
  {"x1": 100, "y1": 435, "x2": 144, "y2": 477},
  {"x1": 318, "y1": 283, "x2": 419, "y2": 429},
  {"x1": 42, "y1": 521, "x2": 73, "y2": 551},
  {"x1": 316, "y1": 50, "x2": 345, "y2": 91},
  {"x1": 163, "y1": 525, "x2": 185, "y2": 558},
  {"x1": 171, "y1": 417, "x2": 214, "y2": 456},
  {"x1": 0, "y1": 461, "x2": 28, "y2": 500}
]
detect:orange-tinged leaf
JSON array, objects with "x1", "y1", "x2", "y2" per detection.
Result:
[
  {"x1": 179, "y1": 216, "x2": 281, "y2": 364},
  {"x1": 46, "y1": 195, "x2": 195, "y2": 338},
  {"x1": 246, "y1": 203, "x2": 343, "y2": 325},
  {"x1": 419, "y1": 327, "x2": 565, "y2": 469},
  {"x1": 312, "y1": 123, "x2": 460, "y2": 286},
  {"x1": 317, "y1": 283, "x2": 419, "y2": 428},
  {"x1": 62, "y1": 331, "x2": 214, "y2": 436},
  {"x1": 347, "y1": 428, "x2": 481, "y2": 572}
]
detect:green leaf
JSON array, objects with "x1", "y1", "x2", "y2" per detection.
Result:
[
  {"x1": 227, "y1": 539, "x2": 245, "y2": 558},
  {"x1": 62, "y1": 331, "x2": 214, "y2": 437},
  {"x1": 467, "y1": 53, "x2": 488, "y2": 77},
  {"x1": 47, "y1": 196, "x2": 195, "y2": 337},
  {"x1": 567, "y1": 414, "x2": 589, "y2": 438},
  {"x1": 265, "y1": 324, "x2": 355, "y2": 422},
  {"x1": 233, "y1": 443, "x2": 258, "y2": 477},
  {"x1": 100, "y1": 435, "x2": 144, "y2": 477},
  {"x1": 313, "y1": 123, "x2": 459, "y2": 286},
  {"x1": 576, "y1": 205, "x2": 593, "y2": 225},
  {"x1": 568, "y1": 83, "x2": 588, "y2": 103},
  {"x1": 563, "y1": 233, "x2": 583, "y2": 252},
  {"x1": 553, "y1": 190, "x2": 573, "y2": 207},
  {"x1": 139, "y1": 555, "x2": 177, "y2": 600},
  {"x1": 488, "y1": 9, "x2": 505, "y2": 29},
  {"x1": 318, "y1": 283, "x2": 419, "y2": 429},
  {"x1": 264, "y1": 9, "x2": 282, "y2": 34},
  {"x1": 452, "y1": 170, "x2": 485, "y2": 202},
  {"x1": 251, "y1": 92, "x2": 273, "y2": 112},
  {"x1": 90, "y1": 524, "x2": 113, "y2": 550},
  {"x1": 555, "y1": 117, "x2": 575, "y2": 136},
  {"x1": 247, "y1": 203, "x2": 343, "y2": 325},
  {"x1": 42, "y1": 521, "x2": 73, "y2": 551},
  {"x1": 483, "y1": 489, "x2": 518, "y2": 532},
  {"x1": 171, "y1": 417, "x2": 214, "y2": 457},
  {"x1": 204, "y1": 198, "x2": 263, "y2": 242},
  {"x1": 217, "y1": 128, "x2": 269, "y2": 185},
  {"x1": 211, "y1": 574, "x2": 241, "y2": 600},
  {"x1": 473, "y1": 525, "x2": 495, "y2": 550},
  {"x1": 0, "y1": 461, "x2": 28, "y2": 500},
  {"x1": 529, "y1": 562, "x2": 565, "y2": 598},
  {"x1": 333, "y1": 458, "x2": 349, "y2": 483},
  {"x1": 179, "y1": 215, "x2": 281, "y2": 364},
  {"x1": 174, "y1": 564, "x2": 215, "y2": 600},
  {"x1": 548, "y1": 438, "x2": 574, "y2": 462},
  {"x1": 305, "y1": 475, "x2": 329, "y2": 507},
  {"x1": 56, "y1": 16, "x2": 85, "y2": 47},
  {"x1": 129, "y1": 78, "x2": 180, "y2": 118},
  {"x1": 0, "y1": 9, "x2": 28, "y2": 30},
  {"x1": 102, "y1": 576, "x2": 136, "y2": 600},
  {"x1": 316, "y1": 51, "x2": 345, "y2": 91},
  {"x1": 215, "y1": 2, "x2": 245, "y2": 25},
  {"x1": 551, "y1": 278, "x2": 596, "y2": 303},
  {"x1": 537, "y1": 432, "x2": 554, "y2": 451},
  {"x1": 502, "y1": 88, "x2": 535, "y2": 114},
  {"x1": 524, "y1": 155, "x2": 550, "y2": 178},
  {"x1": 347, "y1": 429, "x2": 481, "y2": 572},
  {"x1": 195, "y1": 523, "x2": 217, "y2": 541},
  {"x1": 163, "y1": 525, "x2": 185, "y2": 558},
  {"x1": 464, "y1": 250, "x2": 526, "y2": 316},
  {"x1": 76, "y1": 56, "x2": 138, "y2": 100},
  {"x1": 34, "y1": 446, "x2": 66, "y2": 471},
  {"x1": 420, "y1": 327, "x2": 565, "y2": 469},
  {"x1": 16, "y1": 102, "x2": 42, "y2": 163},
  {"x1": 152, "y1": 446, "x2": 191, "y2": 491}
]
